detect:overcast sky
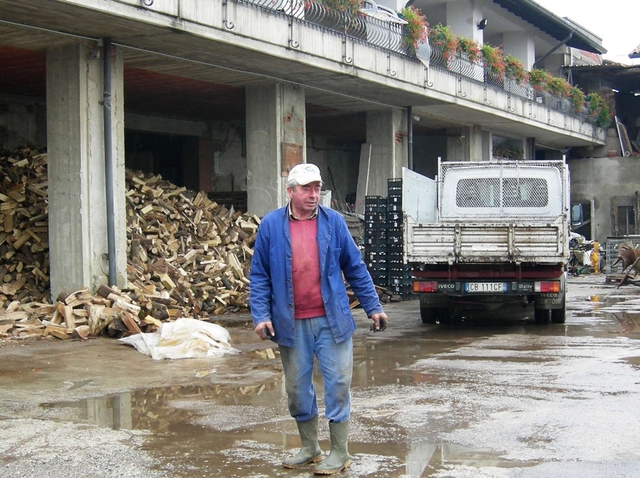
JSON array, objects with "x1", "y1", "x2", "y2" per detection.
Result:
[{"x1": 533, "y1": 0, "x2": 640, "y2": 64}]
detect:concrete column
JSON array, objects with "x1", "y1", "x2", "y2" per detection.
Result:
[
  {"x1": 446, "y1": 126, "x2": 487, "y2": 161},
  {"x1": 246, "y1": 83, "x2": 306, "y2": 217},
  {"x1": 503, "y1": 32, "x2": 536, "y2": 70},
  {"x1": 355, "y1": 109, "x2": 408, "y2": 213},
  {"x1": 481, "y1": 130, "x2": 493, "y2": 161},
  {"x1": 525, "y1": 138, "x2": 535, "y2": 160},
  {"x1": 469, "y1": 125, "x2": 484, "y2": 161},
  {"x1": 447, "y1": 0, "x2": 485, "y2": 44},
  {"x1": 47, "y1": 42, "x2": 126, "y2": 299}
]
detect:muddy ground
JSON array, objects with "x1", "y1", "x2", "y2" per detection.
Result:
[{"x1": 1, "y1": 274, "x2": 640, "y2": 477}]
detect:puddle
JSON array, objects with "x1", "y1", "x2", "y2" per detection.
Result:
[{"x1": 32, "y1": 294, "x2": 640, "y2": 477}]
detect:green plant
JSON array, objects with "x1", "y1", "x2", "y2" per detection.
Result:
[
  {"x1": 503, "y1": 55, "x2": 527, "y2": 84},
  {"x1": 317, "y1": 0, "x2": 361, "y2": 16},
  {"x1": 493, "y1": 142, "x2": 524, "y2": 160},
  {"x1": 399, "y1": 6, "x2": 428, "y2": 51},
  {"x1": 528, "y1": 68, "x2": 551, "y2": 91},
  {"x1": 481, "y1": 44, "x2": 505, "y2": 77},
  {"x1": 569, "y1": 86, "x2": 585, "y2": 114},
  {"x1": 545, "y1": 76, "x2": 571, "y2": 98},
  {"x1": 456, "y1": 36, "x2": 481, "y2": 63},
  {"x1": 428, "y1": 24, "x2": 457, "y2": 59},
  {"x1": 586, "y1": 92, "x2": 612, "y2": 128}
]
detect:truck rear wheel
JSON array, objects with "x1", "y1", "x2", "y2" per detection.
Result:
[
  {"x1": 420, "y1": 307, "x2": 438, "y2": 324},
  {"x1": 534, "y1": 308, "x2": 549, "y2": 324},
  {"x1": 550, "y1": 298, "x2": 566, "y2": 324},
  {"x1": 420, "y1": 307, "x2": 450, "y2": 324}
]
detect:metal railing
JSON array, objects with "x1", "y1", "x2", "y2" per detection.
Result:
[
  {"x1": 429, "y1": 45, "x2": 593, "y2": 122},
  {"x1": 240, "y1": 0, "x2": 592, "y2": 124},
  {"x1": 241, "y1": 0, "x2": 409, "y2": 54}
]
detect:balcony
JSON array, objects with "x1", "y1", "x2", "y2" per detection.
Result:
[
  {"x1": 242, "y1": 0, "x2": 601, "y2": 131},
  {"x1": 0, "y1": 0, "x2": 604, "y2": 147}
]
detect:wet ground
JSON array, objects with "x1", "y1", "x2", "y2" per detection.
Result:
[{"x1": 1, "y1": 274, "x2": 640, "y2": 477}]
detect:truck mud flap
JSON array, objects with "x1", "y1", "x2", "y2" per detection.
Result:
[
  {"x1": 419, "y1": 294, "x2": 449, "y2": 308},
  {"x1": 535, "y1": 292, "x2": 565, "y2": 309}
]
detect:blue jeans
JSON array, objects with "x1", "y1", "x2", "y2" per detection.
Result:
[{"x1": 279, "y1": 316, "x2": 353, "y2": 423}]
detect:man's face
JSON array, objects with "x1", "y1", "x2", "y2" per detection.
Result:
[{"x1": 287, "y1": 181, "x2": 322, "y2": 217}]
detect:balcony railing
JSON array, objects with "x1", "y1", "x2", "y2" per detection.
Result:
[
  {"x1": 241, "y1": 0, "x2": 410, "y2": 54},
  {"x1": 241, "y1": 0, "x2": 592, "y2": 124},
  {"x1": 429, "y1": 46, "x2": 590, "y2": 122}
]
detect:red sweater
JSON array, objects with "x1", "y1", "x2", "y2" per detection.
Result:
[{"x1": 290, "y1": 218, "x2": 326, "y2": 319}]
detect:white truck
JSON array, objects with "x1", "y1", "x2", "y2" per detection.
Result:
[{"x1": 402, "y1": 159, "x2": 570, "y2": 324}]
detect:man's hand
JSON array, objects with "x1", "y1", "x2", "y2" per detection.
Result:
[
  {"x1": 369, "y1": 312, "x2": 388, "y2": 332},
  {"x1": 254, "y1": 321, "x2": 275, "y2": 340}
]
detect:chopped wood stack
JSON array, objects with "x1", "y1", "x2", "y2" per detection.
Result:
[
  {"x1": 0, "y1": 147, "x2": 50, "y2": 309},
  {"x1": 124, "y1": 168, "x2": 259, "y2": 320},
  {"x1": 0, "y1": 146, "x2": 261, "y2": 340}
]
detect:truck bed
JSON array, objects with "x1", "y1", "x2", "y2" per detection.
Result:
[{"x1": 405, "y1": 220, "x2": 566, "y2": 264}]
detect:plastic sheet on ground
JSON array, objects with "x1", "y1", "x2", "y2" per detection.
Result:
[{"x1": 119, "y1": 318, "x2": 239, "y2": 360}]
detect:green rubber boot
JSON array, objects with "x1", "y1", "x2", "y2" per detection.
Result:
[
  {"x1": 313, "y1": 421, "x2": 350, "y2": 475},
  {"x1": 282, "y1": 415, "x2": 323, "y2": 469}
]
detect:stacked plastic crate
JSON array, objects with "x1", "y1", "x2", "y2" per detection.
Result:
[
  {"x1": 364, "y1": 196, "x2": 388, "y2": 288},
  {"x1": 386, "y1": 178, "x2": 412, "y2": 298}
]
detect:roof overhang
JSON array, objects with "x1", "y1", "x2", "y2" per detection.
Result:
[{"x1": 491, "y1": 0, "x2": 607, "y2": 55}]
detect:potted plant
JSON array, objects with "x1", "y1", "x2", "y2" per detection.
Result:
[
  {"x1": 305, "y1": 0, "x2": 364, "y2": 36},
  {"x1": 503, "y1": 55, "x2": 527, "y2": 84},
  {"x1": 428, "y1": 23, "x2": 457, "y2": 60},
  {"x1": 493, "y1": 142, "x2": 524, "y2": 160},
  {"x1": 319, "y1": 0, "x2": 361, "y2": 16},
  {"x1": 569, "y1": 86, "x2": 585, "y2": 114},
  {"x1": 528, "y1": 68, "x2": 551, "y2": 91},
  {"x1": 481, "y1": 43, "x2": 505, "y2": 77},
  {"x1": 586, "y1": 92, "x2": 612, "y2": 128},
  {"x1": 545, "y1": 76, "x2": 571, "y2": 98},
  {"x1": 399, "y1": 6, "x2": 428, "y2": 52},
  {"x1": 456, "y1": 36, "x2": 481, "y2": 63}
]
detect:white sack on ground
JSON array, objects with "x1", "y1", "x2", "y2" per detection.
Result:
[{"x1": 119, "y1": 318, "x2": 239, "y2": 360}]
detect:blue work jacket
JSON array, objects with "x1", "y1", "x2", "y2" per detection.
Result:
[{"x1": 249, "y1": 205, "x2": 383, "y2": 347}]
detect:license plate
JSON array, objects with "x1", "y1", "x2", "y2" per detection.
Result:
[{"x1": 465, "y1": 282, "x2": 507, "y2": 293}]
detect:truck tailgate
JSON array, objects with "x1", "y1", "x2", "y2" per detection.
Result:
[{"x1": 405, "y1": 222, "x2": 566, "y2": 264}]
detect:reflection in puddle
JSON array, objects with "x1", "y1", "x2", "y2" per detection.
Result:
[{"x1": 41, "y1": 380, "x2": 283, "y2": 432}]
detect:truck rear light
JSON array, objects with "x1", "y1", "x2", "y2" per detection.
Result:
[
  {"x1": 413, "y1": 281, "x2": 438, "y2": 293},
  {"x1": 534, "y1": 281, "x2": 560, "y2": 293}
]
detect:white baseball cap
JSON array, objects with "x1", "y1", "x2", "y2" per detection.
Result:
[{"x1": 287, "y1": 163, "x2": 323, "y2": 186}]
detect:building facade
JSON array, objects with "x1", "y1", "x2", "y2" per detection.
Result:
[{"x1": 0, "y1": 0, "x2": 608, "y2": 297}]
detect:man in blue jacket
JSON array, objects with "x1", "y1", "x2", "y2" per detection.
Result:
[{"x1": 250, "y1": 163, "x2": 388, "y2": 475}]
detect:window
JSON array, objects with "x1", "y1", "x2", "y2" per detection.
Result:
[
  {"x1": 456, "y1": 177, "x2": 548, "y2": 208},
  {"x1": 503, "y1": 178, "x2": 548, "y2": 208},
  {"x1": 617, "y1": 206, "x2": 636, "y2": 236}
]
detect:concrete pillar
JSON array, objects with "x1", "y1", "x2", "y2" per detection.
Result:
[
  {"x1": 503, "y1": 32, "x2": 535, "y2": 71},
  {"x1": 355, "y1": 109, "x2": 408, "y2": 213},
  {"x1": 469, "y1": 125, "x2": 484, "y2": 161},
  {"x1": 446, "y1": 125, "x2": 487, "y2": 161},
  {"x1": 482, "y1": 130, "x2": 493, "y2": 161},
  {"x1": 47, "y1": 42, "x2": 127, "y2": 299},
  {"x1": 525, "y1": 138, "x2": 535, "y2": 160},
  {"x1": 447, "y1": 0, "x2": 485, "y2": 44},
  {"x1": 246, "y1": 83, "x2": 306, "y2": 217}
]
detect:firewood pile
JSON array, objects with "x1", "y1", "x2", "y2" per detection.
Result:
[
  {"x1": 124, "y1": 168, "x2": 258, "y2": 318},
  {"x1": 0, "y1": 146, "x2": 393, "y2": 342},
  {"x1": 0, "y1": 146, "x2": 50, "y2": 305},
  {"x1": 0, "y1": 146, "x2": 260, "y2": 340}
]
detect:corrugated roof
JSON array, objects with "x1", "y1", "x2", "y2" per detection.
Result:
[
  {"x1": 491, "y1": 0, "x2": 607, "y2": 54},
  {"x1": 630, "y1": 43, "x2": 640, "y2": 59}
]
